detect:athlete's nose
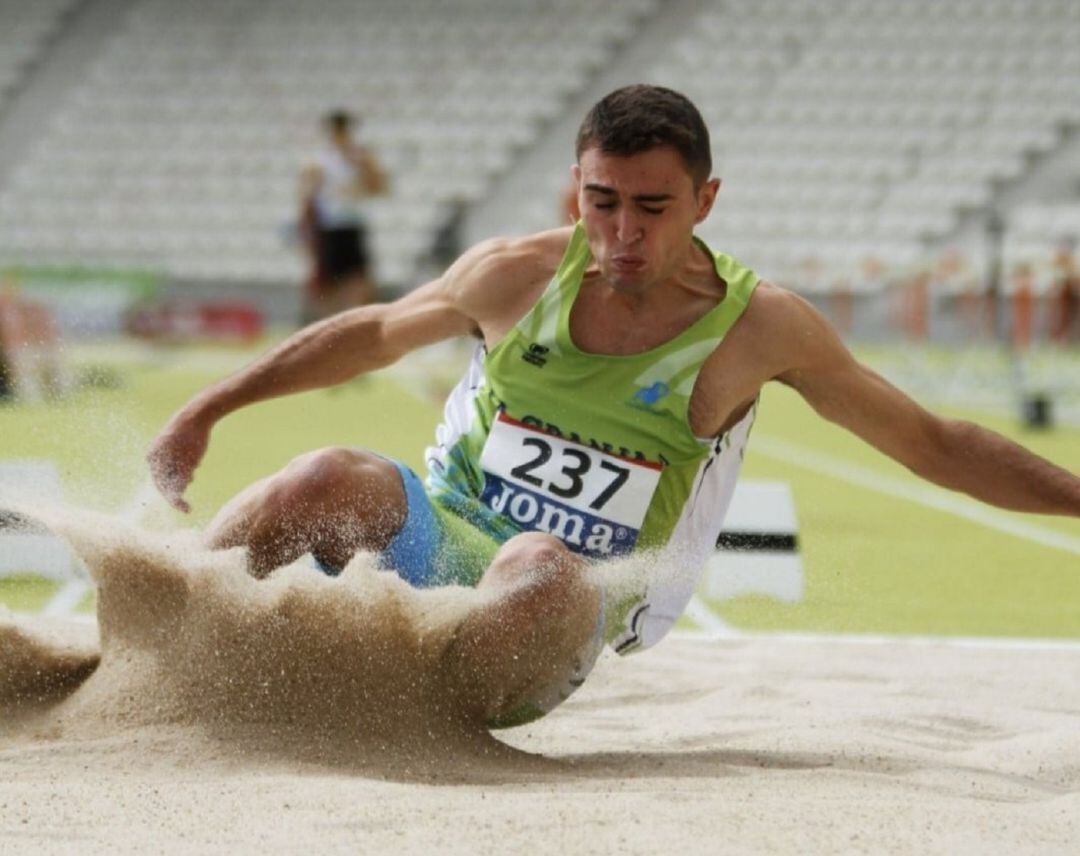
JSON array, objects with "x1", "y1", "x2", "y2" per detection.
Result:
[{"x1": 615, "y1": 209, "x2": 643, "y2": 244}]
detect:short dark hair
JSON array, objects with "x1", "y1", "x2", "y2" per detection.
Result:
[
  {"x1": 575, "y1": 85, "x2": 711, "y2": 187},
  {"x1": 323, "y1": 109, "x2": 355, "y2": 134}
]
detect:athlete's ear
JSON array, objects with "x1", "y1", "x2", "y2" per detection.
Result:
[
  {"x1": 571, "y1": 163, "x2": 582, "y2": 189},
  {"x1": 695, "y1": 178, "x2": 721, "y2": 224}
]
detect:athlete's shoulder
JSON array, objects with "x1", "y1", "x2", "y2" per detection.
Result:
[
  {"x1": 457, "y1": 227, "x2": 573, "y2": 286},
  {"x1": 739, "y1": 279, "x2": 814, "y2": 326},
  {"x1": 735, "y1": 279, "x2": 852, "y2": 377},
  {"x1": 445, "y1": 228, "x2": 574, "y2": 328},
  {"x1": 716, "y1": 279, "x2": 827, "y2": 361}
]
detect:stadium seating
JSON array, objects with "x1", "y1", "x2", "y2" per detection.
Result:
[
  {"x1": 1005, "y1": 202, "x2": 1080, "y2": 294},
  {"x1": 648, "y1": 0, "x2": 1080, "y2": 290},
  {"x1": 0, "y1": 0, "x2": 657, "y2": 286},
  {"x1": 0, "y1": 0, "x2": 77, "y2": 115},
  {"x1": 0, "y1": 0, "x2": 1077, "y2": 298}
]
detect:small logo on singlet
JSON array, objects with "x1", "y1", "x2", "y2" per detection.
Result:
[
  {"x1": 521, "y1": 343, "x2": 549, "y2": 367},
  {"x1": 630, "y1": 381, "x2": 670, "y2": 411}
]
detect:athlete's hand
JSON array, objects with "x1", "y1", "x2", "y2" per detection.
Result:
[{"x1": 147, "y1": 408, "x2": 212, "y2": 513}]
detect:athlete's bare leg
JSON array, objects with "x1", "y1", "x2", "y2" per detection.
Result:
[
  {"x1": 208, "y1": 462, "x2": 603, "y2": 719},
  {"x1": 442, "y1": 533, "x2": 604, "y2": 725},
  {"x1": 204, "y1": 447, "x2": 406, "y2": 578}
]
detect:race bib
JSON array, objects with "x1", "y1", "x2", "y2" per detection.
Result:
[{"x1": 479, "y1": 412, "x2": 662, "y2": 559}]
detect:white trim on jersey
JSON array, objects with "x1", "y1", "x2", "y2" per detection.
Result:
[
  {"x1": 610, "y1": 403, "x2": 757, "y2": 654},
  {"x1": 424, "y1": 342, "x2": 487, "y2": 489}
]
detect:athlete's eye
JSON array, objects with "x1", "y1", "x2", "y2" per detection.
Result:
[
  {"x1": 593, "y1": 202, "x2": 615, "y2": 210},
  {"x1": 641, "y1": 206, "x2": 665, "y2": 215}
]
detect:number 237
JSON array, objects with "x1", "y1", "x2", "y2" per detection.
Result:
[{"x1": 509, "y1": 438, "x2": 629, "y2": 511}]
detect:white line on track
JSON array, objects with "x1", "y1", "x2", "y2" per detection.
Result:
[
  {"x1": 683, "y1": 596, "x2": 740, "y2": 637},
  {"x1": 41, "y1": 580, "x2": 89, "y2": 617},
  {"x1": 752, "y1": 435, "x2": 1080, "y2": 556}
]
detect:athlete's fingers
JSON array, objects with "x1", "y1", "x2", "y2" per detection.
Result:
[
  {"x1": 147, "y1": 415, "x2": 210, "y2": 513},
  {"x1": 162, "y1": 473, "x2": 191, "y2": 513},
  {"x1": 151, "y1": 467, "x2": 187, "y2": 512},
  {"x1": 147, "y1": 447, "x2": 193, "y2": 513}
]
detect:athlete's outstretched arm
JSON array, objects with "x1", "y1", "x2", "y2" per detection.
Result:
[
  {"x1": 146, "y1": 237, "x2": 527, "y2": 511},
  {"x1": 773, "y1": 291, "x2": 1080, "y2": 516}
]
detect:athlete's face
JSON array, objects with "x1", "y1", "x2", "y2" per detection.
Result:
[{"x1": 574, "y1": 146, "x2": 719, "y2": 295}]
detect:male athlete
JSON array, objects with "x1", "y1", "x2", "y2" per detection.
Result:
[{"x1": 149, "y1": 85, "x2": 1080, "y2": 727}]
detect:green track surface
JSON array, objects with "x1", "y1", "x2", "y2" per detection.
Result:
[
  {"x1": 725, "y1": 383, "x2": 1080, "y2": 638},
  {"x1": 2, "y1": 339, "x2": 1078, "y2": 638}
]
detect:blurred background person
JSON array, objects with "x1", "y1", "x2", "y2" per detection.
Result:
[{"x1": 298, "y1": 109, "x2": 389, "y2": 325}]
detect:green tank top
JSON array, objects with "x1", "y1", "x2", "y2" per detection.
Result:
[{"x1": 426, "y1": 224, "x2": 759, "y2": 563}]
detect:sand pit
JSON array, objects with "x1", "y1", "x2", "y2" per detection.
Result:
[{"x1": 2, "y1": 513, "x2": 1079, "y2": 854}]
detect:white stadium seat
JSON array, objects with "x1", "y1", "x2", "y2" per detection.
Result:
[{"x1": 0, "y1": 0, "x2": 1077, "y2": 291}]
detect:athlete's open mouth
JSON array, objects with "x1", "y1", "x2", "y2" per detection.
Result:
[{"x1": 611, "y1": 256, "x2": 646, "y2": 272}]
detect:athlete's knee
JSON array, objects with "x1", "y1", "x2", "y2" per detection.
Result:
[
  {"x1": 283, "y1": 445, "x2": 367, "y2": 485},
  {"x1": 238, "y1": 448, "x2": 395, "y2": 540},
  {"x1": 484, "y1": 533, "x2": 587, "y2": 597},
  {"x1": 451, "y1": 534, "x2": 603, "y2": 725},
  {"x1": 491, "y1": 532, "x2": 580, "y2": 573},
  {"x1": 225, "y1": 447, "x2": 406, "y2": 576},
  {"x1": 277, "y1": 447, "x2": 395, "y2": 507}
]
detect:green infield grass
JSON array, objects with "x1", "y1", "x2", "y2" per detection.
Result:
[{"x1": 2, "y1": 338, "x2": 1077, "y2": 638}]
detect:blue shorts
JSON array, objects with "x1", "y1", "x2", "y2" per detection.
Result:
[{"x1": 377, "y1": 461, "x2": 503, "y2": 588}]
